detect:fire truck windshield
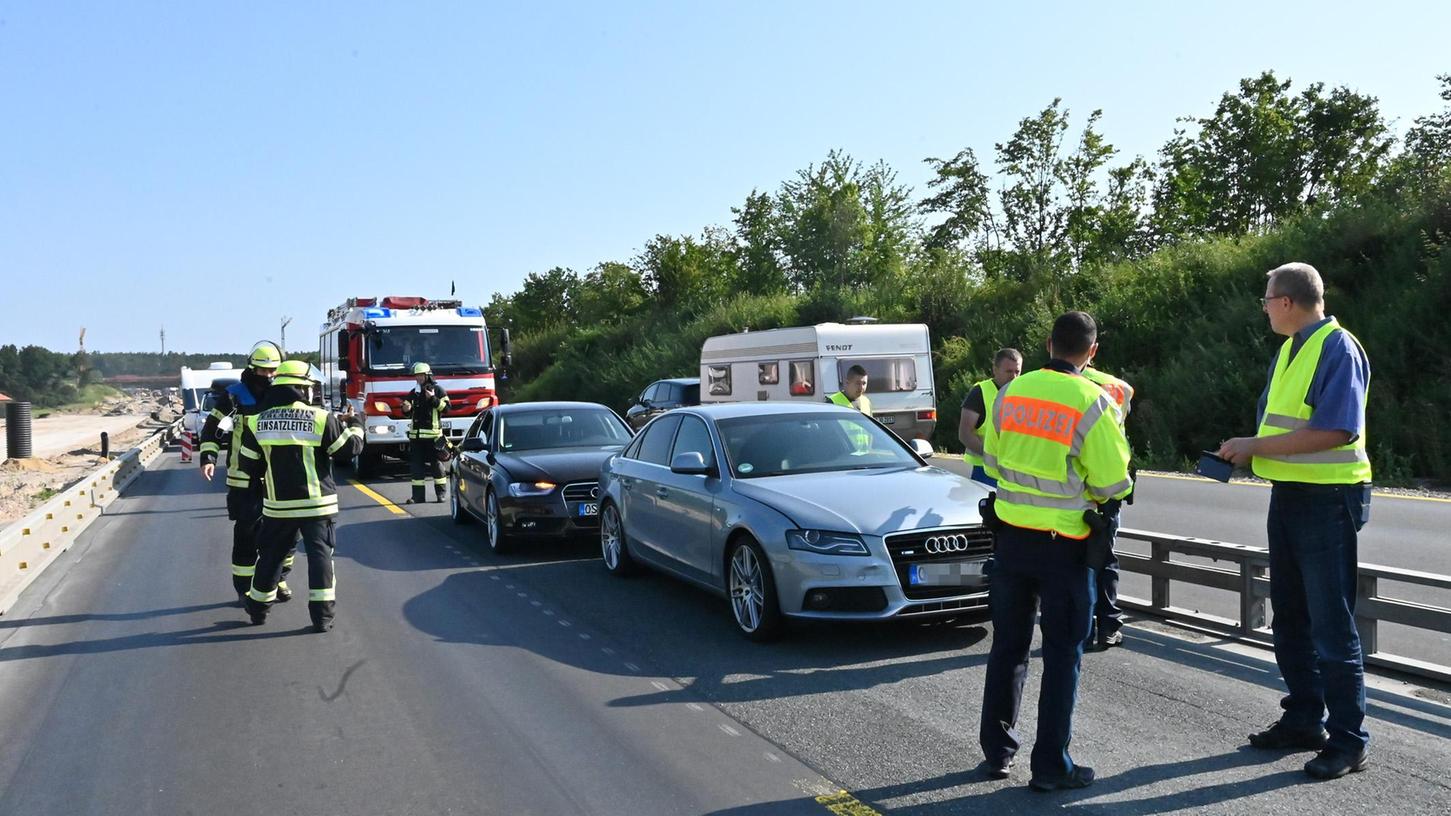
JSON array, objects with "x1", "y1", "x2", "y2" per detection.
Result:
[{"x1": 366, "y1": 326, "x2": 489, "y2": 374}]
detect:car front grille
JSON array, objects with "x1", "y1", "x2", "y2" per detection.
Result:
[
  {"x1": 562, "y1": 482, "x2": 600, "y2": 503},
  {"x1": 884, "y1": 526, "x2": 994, "y2": 600}
]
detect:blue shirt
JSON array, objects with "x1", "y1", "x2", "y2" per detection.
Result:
[{"x1": 1256, "y1": 317, "x2": 1370, "y2": 439}]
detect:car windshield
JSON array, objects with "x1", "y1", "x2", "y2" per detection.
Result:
[
  {"x1": 366, "y1": 325, "x2": 489, "y2": 374},
  {"x1": 497, "y1": 409, "x2": 633, "y2": 452},
  {"x1": 717, "y1": 412, "x2": 920, "y2": 478}
]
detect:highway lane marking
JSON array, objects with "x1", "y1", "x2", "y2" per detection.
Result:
[
  {"x1": 651, "y1": 681, "x2": 670, "y2": 692},
  {"x1": 815, "y1": 791, "x2": 883, "y2": 815},
  {"x1": 557, "y1": 619, "x2": 571, "y2": 627},
  {"x1": 764, "y1": 751, "x2": 782, "y2": 763},
  {"x1": 350, "y1": 480, "x2": 406, "y2": 515},
  {"x1": 578, "y1": 633, "x2": 591, "y2": 640},
  {"x1": 687, "y1": 703, "x2": 705, "y2": 712},
  {"x1": 623, "y1": 662, "x2": 641, "y2": 672},
  {"x1": 718, "y1": 723, "x2": 741, "y2": 736},
  {"x1": 602, "y1": 647, "x2": 616, "y2": 655},
  {"x1": 1141, "y1": 472, "x2": 1451, "y2": 504}
]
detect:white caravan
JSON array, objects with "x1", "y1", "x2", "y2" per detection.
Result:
[
  {"x1": 179, "y1": 362, "x2": 240, "y2": 440},
  {"x1": 699, "y1": 322, "x2": 938, "y2": 440}
]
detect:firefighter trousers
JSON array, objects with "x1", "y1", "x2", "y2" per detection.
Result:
[
  {"x1": 409, "y1": 437, "x2": 447, "y2": 502},
  {"x1": 225, "y1": 486, "x2": 292, "y2": 598},
  {"x1": 246, "y1": 516, "x2": 336, "y2": 628}
]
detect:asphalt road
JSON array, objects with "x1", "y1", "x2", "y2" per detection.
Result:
[
  {"x1": 1, "y1": 453, "x2": 1448, "y2": 815},
  {"x1": 933, "y1": 456, "x2": 1451, "y2": 669}
]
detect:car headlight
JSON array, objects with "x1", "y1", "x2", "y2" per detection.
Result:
[
  {"x1": 508, "y1": 481, "x2": 557, "y2": 497},
  {"x1": 785, "y1": 529, "x2": 870, "y2": 556}
]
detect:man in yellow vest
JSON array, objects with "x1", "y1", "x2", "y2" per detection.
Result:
[
  {"x1": 1218, "y1": 262, "x2": 1372, "y2": 781},
  {"x1": 977, "y1": 311, "x2": 1132, "y2": 791},
  {"x1": 826, "y1": 364, "x2": 872, "y2": 416},
  {"x1": 1081, "y1": 360, "x2": 1135, "y2": 652},
  {"x1": 959, "y1": 348, "x2": 1023, "y2": 488}
]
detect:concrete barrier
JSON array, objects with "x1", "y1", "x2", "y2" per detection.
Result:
[{"x1": 0, "y1": 419, "x2": 181, "y2": 615}]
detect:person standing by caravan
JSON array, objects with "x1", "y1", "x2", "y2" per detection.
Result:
[
  {"x1": 826, "y1": 365, "x2": 872, "y2": 416},
  {"x1": 960, "y1": 349, "x2": 1023, "y2": 488}
]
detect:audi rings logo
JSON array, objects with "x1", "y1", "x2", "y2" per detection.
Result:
[{"x1": 924, "y1": 534, "x2": 972, "y2": 554}]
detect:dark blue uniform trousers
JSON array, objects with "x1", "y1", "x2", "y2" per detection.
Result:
[{"x1": 980, "y1": 523, "x2": 1095, "y2": 779}]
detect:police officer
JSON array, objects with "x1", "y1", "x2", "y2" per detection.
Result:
[
  {"x1": 977, "y1": 311, "x2": 1132, "y2": 791},
  {"x1": 237, "y1": 360, "x2": 364, "y2": 632},
  {"x1": 1081, "y1": 360, "x2": 1135, "y2": 652},
  {"x1": 826, "y1": 365, "x2": 872, "y2": 416},
  {"x1": 402, "y1": 362, "x2": 450, "y2": 504},
  {"x1": 198, "y1": 340, "x2": 294, "y2": 603},
  {"x1": 960, "y1": 348, "x2": 1024, "y2": 488}
]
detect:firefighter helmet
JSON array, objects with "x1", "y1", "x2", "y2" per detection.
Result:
[
  {"x1": 248, "y1": 341, "x2": 283, "y2": 370},
  {"x1": 412, "y1": 362, "x2": 432, "y2": 376},
  {"x1": 272, "y1": 360, "x2": 315, "y2": 387}
]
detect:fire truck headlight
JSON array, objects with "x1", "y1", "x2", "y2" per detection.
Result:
[{"x1": 372, "y1": 401, "x2": 390, "y2": 414}]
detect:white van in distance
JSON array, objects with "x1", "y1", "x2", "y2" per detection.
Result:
[{"x1": 699, "y1": 321, "x2": 938, "y2": 441}]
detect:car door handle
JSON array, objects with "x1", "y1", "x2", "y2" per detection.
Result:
[
  {"x1": 656, "y1": 486, "x2": 669, "y2": 498},
  {"x1": 621, "y1": 477, "x2": 633, "y2": 491}
]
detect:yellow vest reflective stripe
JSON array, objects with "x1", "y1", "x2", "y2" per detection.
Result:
[
  {"x1": 983, "y1": 368, "x2": 1132, "y2": 539},
  {"x1": 1251, "y1": 318, "x2": 1372, "y2": 484},
  {"x1": 1081, "y1": 366, "x2": 1134, "y2": 428},
  {"x1": 963, "y1": 378, "x2": 998, "y2": 468}
]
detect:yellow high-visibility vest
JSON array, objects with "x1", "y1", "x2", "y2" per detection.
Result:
[
  {"x1": 1081, "y1": 366, "x2": 1134, "y2": 429},
  {"x1": 1251, "y1": 318, "x2": 1372, "y2": 485},
  {"x1": 963, "y1": 378, "x2": 998, "y2": 468},
  {"x1": 983, "y1": 367, "x2": 1133, "y2": 539}
]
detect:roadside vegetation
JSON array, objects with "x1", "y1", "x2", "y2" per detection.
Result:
[{"x1": 490, "y1": 72, "x2": 1451, "y2": 484}]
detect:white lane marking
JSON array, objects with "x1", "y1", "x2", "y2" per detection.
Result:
[
  {"x1": 764, "y1": 752, "x2": 782, "y2": 763},
  {"x1": 543, "y1": 609, "x2": 554, "y2": 616},
  {"x1": 531, "y1": 600, "x2": 542, "y2": 607},
  {"x1": 602, "y1": 647, "x2": 615, "y2": 656},
  {"x1": 578, "y1": 633, "x2": 591, "y2": 641},
  {"x1": 651, "y1": 681, "x2": 670, "y2": 692},
  {"x1": 558, "y1": 619, "x2": 572, "y2": 627},
  {"x1": 490, "y1": 575, "x2": 501, "y2": 581},
  {"x1": 517, "y1": 592, "x2": 528, "y2": 598},
  {"x1": 505, "y1": 584, "x2": 515, "y2": 589},
  {"x1": 719, "y1": 724, "x2": 741, "y2": 737},
  {"x1": 687, "y1": 703, "x2": 705, "y2": 712},
  {"x1": 623, "y1": 662, "x2": 640, "y2": 672}
]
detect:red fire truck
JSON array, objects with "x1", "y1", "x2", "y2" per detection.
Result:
[{"x1": 319, "y1": 296, "x2": 511, "y2": 475}]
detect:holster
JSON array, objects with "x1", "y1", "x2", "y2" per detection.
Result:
[
  {"x1": 979, "y1": 493, "x2": 1002, "y2": 532},
  {"x1": 1083, "y1": 507, "x2": 1112, "y2": 571}
]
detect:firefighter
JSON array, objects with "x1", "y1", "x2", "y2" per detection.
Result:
[
  {"x1": 402, "y1": 362, "x2": 450, "y2": 503},
  {"x1": 977, "y1": 311, "x2": 1132, "y2": 790},
  {"x1": 237, "y1": 360, "x2": 364, "y2": 632},
  {"x1": 198, "y1": 340, "x2": 295, "y2": 604},
  {"x1": 1081, "y1": 360, "x2": 1135, "y2": 652}
]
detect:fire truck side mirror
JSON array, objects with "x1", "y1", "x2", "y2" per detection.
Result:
[{"x1": 500, "y1": 328, "x2": 513, "y2": 368}]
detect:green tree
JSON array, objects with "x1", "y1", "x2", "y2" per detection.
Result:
[
  {"x1": 920, "y1": 147, "x2": 996, "y2": 254},
  {"x1": 574, "y1": 261, "x2": 649, "y2": 325},
  {"x1": 510, "y1": 267, "x2": 581, "y2": 336},
  {"x1": 730, "y1": 189, "x2": 789, "y2": 294},
  {"x1": 636, "y1": 230, "x2": 736, "y2": 314}
]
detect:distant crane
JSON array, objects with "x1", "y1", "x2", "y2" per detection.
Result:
[
  {"x1": 280, "y1": 316, "x2": 293, "y2": 355},
  {"x1": 79, "y1": 327, "x2": 86, "y2": 353},
  {"x1": 160, "y1": 326, "x2": 167, "y2": 356}
]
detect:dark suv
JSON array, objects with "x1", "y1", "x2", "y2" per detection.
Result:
[{"x1": 625, "y1": 377, "x2": 700, "y2": 430}]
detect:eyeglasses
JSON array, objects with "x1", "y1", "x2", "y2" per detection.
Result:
[{"x1": 1259, "y1": 294, "x2": 1289, "y2": 309}]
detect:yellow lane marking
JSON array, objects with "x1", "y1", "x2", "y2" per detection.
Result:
[
  {"x1": 1140, "y1": 472, "x2": 1451, "y2": 504},
  {"x1": 351, "y1": 480, "x2": 406, "y2": 515},
  {"x1": 815, "y1": 791, "x2": 883, "y2": 815}
]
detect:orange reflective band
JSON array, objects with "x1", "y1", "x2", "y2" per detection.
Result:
[
  {"x1": 999, "y1": 396, "x2": 1081, "y2": 447},
  {"x1": 1100, "y1": 382, "x2": 1129, "y2": 408}
]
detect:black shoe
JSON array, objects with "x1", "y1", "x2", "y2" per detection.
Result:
[
  {"x1": 406, "y1": 497, "x2": 419, "y2": 505},
  {"x1": 975, "y1": 757, "x2": 1013, "y2": 780},
  {"x1": 275, "y1": 584, "x2": 293, "y2": 603},
  {"x1": 1248, "y1": 721, "x2": 1330, "y2": 751},
  {"x1": 1305, "y1": 748, "x2": 1369, "y2": 780},
  {"x1": 312, "y1": 619, "x2": 334, "y2": 634},
  {"x1": 1029, "y1": 765, "x2": 1094, "y2": 792},
  {"x1": 435, "y1": 493, "x2": 446, "y2": 503}
]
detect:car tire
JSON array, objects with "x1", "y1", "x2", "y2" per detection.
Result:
[
  {"x1": 727, "y1": 537, "x2": 783, "y2": 642},
  {"x1": 599, "y1": 502, "x2": 636, "y2": 576},
  {"x1": 449, "y1": 475, "x2": 472, "y2": 525},
  {"x1": 485, "y1": 489, "x2": 512, "y2": 555}
]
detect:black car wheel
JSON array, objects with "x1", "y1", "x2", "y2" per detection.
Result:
[
  {"x1": 485, "y1": 489, "x2": 512, "y2": 554},
  {"x1": 449, "y1": 475, "x2": 472, "y2": 525}
]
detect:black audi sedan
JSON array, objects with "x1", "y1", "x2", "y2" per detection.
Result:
[{"x1": 448, "y1": 401, "x2": 634, "y2": 553}]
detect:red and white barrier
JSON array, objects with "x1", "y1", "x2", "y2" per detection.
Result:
[{"x1": 179, "y1": 431, "x2": 193, "y2": 462}]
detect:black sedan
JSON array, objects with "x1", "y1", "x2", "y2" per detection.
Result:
[{"x1": 449, "y1": 401, "x2": 634, "y2": 553}]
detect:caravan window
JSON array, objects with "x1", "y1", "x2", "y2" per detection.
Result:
[
  {"x1": 758, "y1": 362, "x2": 779, "y2": 385},
  {"x1": 707, "y1": 365, "x2": 732, "y2": 396},
  {"x1": 838, "y1": 358, "x2": 917, "y2": 393},
  {"x1": 789, "y1": 361, "x2": 815, "y2": 396}
]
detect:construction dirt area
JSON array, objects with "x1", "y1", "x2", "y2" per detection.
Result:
[{"x1": 0, "y1": 390, "x2": 180, "y2": 528}]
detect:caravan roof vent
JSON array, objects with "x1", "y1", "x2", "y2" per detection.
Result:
[{"x1": 845, "y1": 316, "x2": 880, "y2": 325}]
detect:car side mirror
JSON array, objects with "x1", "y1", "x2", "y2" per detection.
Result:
[
  {"x1": 910, "y1": 439, "x2": 935, "y2": 459},
  {"x1": 460, "y1": 437, "x2": 486, "y2": 453},
  {"x1": 670, "y1": 451, "x2": 712, "y2": 476}
]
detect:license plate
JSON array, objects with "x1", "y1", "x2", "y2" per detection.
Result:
[
  {"x1": 909, "y1": 561, "x2": 986, "y2": 586},
  {"x1": 879, "y1": 415, "x2": 896, "y2": 424},
  {"x1": 576, "y1": 502, "x2": 599, "y2": 517}
]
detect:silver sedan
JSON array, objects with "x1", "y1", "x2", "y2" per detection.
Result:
[{"x1": 597, "y1": 403, "x2": 994, "y2": 640}]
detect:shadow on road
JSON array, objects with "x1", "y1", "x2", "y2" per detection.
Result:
[
  {"x1": 0, "y1": 619, "x2": 316, "y2": 661},
  {"x1": 0, "y1": 601, "x2": 236, "y2": 630}
]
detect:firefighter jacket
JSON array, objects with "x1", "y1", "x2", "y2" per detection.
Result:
[
  {"x1": 237, "y1": 385, "x2": 365, "y2": 519},
  {"x1": 199, "y1": 369, "x2": 272, "y2": 491},
  {"x1": 403, "y1": 382, "x2": 450, "y2": 440}
]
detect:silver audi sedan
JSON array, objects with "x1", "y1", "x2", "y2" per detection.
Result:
[{"x1": 597, "y1": 402, "x2": 994, "y2": 640}]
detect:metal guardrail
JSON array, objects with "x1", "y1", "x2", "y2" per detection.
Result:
[
  {"x1": 0, "y1": 419, "x2": 182, "y2": 615},
  {"x1": 1116, "y1": 527, "x2": 1451, "y2": 685}
]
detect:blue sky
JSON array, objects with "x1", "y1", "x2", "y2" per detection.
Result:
[{"x1": 3, "y1": 1, "x2": 1448, "y2": 353}]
